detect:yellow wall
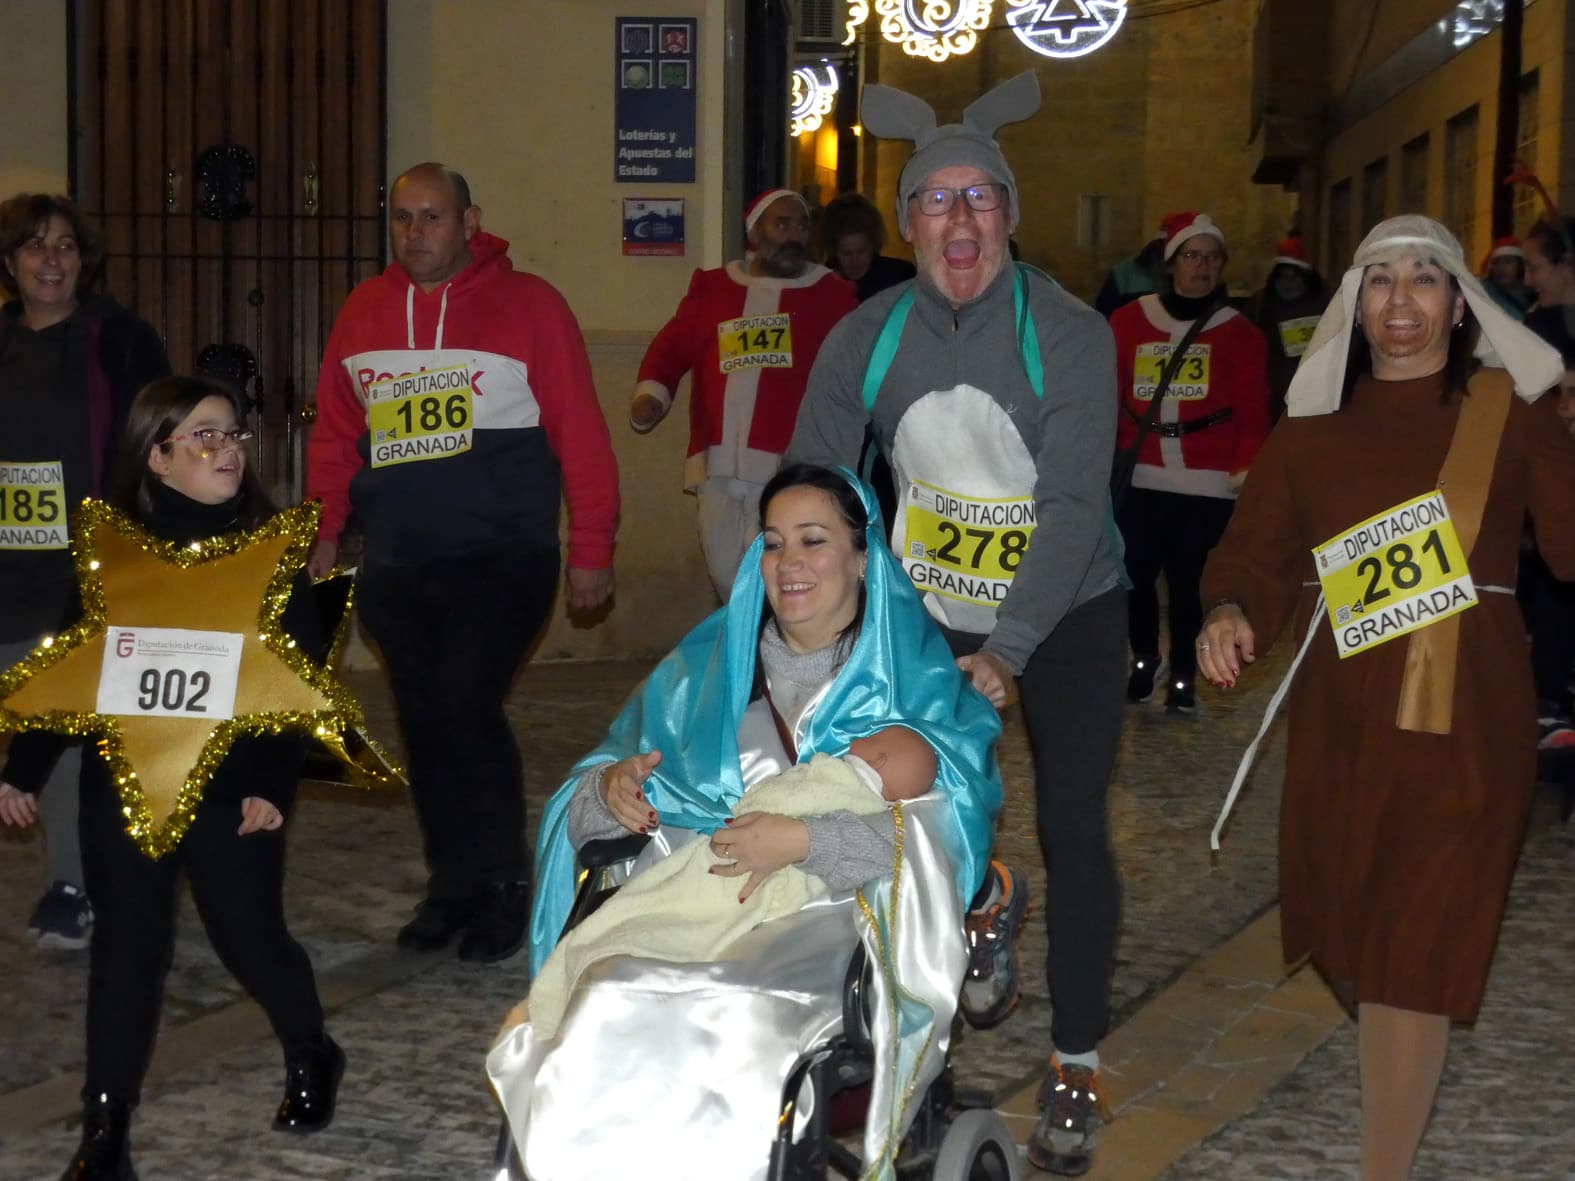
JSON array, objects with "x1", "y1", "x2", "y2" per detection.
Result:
[
  {"x1": 0, "y1": 0, "x2": 69, "y2": 196},
  {"x1": 1320, "y1": 0, "x2": 1567, "y2": 266},
  {"x1": 385, "y1": 0, "x2": 728, "y2": 662}
]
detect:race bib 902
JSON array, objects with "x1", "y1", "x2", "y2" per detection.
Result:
[
  {"x1": 0, "y1": 460, "x2": 68, "y2": 550},
  {"x1": 1313, "y1": 490, "x2": 1477, "y2": 659},
  {"x1": 96, "y1": 626, "x2": 243, "y2": 720},
  {"x1": 367, "y1": 364, "x2": 475, "y2": 468}
]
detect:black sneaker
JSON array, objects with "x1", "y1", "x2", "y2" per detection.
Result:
[
  {"x1": 457, "y1": 882, "x2": 529, "y2": 963},
  {"x1": 28, "y1": 881, "x2": 93, "y2": 950},
  {"x1": 1027, "y1": 1059, "x2": 1110, "y2": 1176},
  {"x1": 396, "y1": 895, "x2": 472, "y2": 951},
  {"x1": 1164, "y1": 679, "x2": 1196, "y2": 714},
  {"x1": 1126, "y1": 656, "x2": 1161, "y2": 703},
  {"x1": 958, "y1": 862, "x2": 1029, "y2": 1029}
]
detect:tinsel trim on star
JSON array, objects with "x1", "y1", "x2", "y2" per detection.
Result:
[{"x1": 0, "y1": 499, "x2": 405, "y2": 858}]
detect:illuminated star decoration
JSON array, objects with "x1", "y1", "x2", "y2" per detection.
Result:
[
  {"x1": 0, "y1": 500, "x2": 400, "y2": 859},
  {"x1": 791, "y1": 64, "x2": 841, "y2": 138},
  {"x1": 1007, "y1": 0, "x2": 1128, "y2": 59}
]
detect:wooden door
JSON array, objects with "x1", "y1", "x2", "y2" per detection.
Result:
[{"x1": 70, "y1": 0, "x2": 386, "y2": 499}]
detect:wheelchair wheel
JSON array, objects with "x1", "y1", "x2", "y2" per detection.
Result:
[{"x1": 930, "y1": 1109, "x2": 1021, "y2": 1181}]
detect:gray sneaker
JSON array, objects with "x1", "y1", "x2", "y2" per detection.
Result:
[
  {"x1": 958, "y1": 862, "x2": 1028, "y2": 1029},
  {"x1": 28, "y1": 881, "x2": 93, "y2": 950},
  {"x1": 1027, "y1": 1059, "x2": 1109, "y2": 1176}
]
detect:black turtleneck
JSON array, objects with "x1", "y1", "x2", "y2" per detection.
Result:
[
  {"x1": 1, "y1": 482, "x2": 321, "y2": 812},
  {"x1": 1159, "y1": 283, "x2": 1227, "y2": 323}
]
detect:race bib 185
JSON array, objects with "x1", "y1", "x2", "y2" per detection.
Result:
[
  {"x1": 96, "y1": 626, "x2": 244, "y2": 719},
  {"x1": 1313, "y1": 490, "x2": 1476, "y2": 659},
  {"x1": 903, "y1": 480, "x2": 1034, "y2": 607},
  {"x1": 367, "y1": 364, "x2": 475, "y2": 468},
  {"x1": 1278, "y1": 316, "x2": 1320, "y2": 358},
  {"x1": 0, "y1": 460, "x2": 68, "y2": 550},
  {"x1": 1133, "y1": 342, "x2": 1210, "y2": 400},
  {"x1": 717, "y1": 314, "x2": 794, "y2": 373}
]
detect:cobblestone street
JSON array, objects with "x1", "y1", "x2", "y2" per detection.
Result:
[{"x1": 1, "y1": 637, "x2": 1570, "y2": 1179}]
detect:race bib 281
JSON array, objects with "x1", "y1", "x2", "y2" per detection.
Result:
[{"x1": 1313, "y1": 490, "x2": 1476, "y2": 659}]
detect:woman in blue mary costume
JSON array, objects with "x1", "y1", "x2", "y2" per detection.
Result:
[{"x1": 488, "y1": 463, "x2": 1002, "y2": 1181}]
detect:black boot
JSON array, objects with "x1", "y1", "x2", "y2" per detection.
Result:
[
  {"x1": 457, "y1": 881, "x2": 529, "y2": 963},
  {"x1": 60, "y1": 1092, "x2": 137, "y2": 1181},
  {"x1": 273, "y1": 1034, "x2": 346, "y2": 1134}
]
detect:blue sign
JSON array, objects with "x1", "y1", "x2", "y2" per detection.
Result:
[
  {"x1": 623, "y1": 198, "x2": 686, "y2": 256},
  {"x1": 615, "y1": 17, "x2": 698, "y2": 184}
]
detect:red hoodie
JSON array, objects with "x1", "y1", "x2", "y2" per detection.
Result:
[{"x1": 306, "y1": 232, "x2": 618, "y2": 568}]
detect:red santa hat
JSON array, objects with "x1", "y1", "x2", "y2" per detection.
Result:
[
  {"x1": 744, "y1": 188, "x2": 809, "y2": 234},
  {"x1": 1161, "y1": 211, "x2": 1226, "y2": 260},
  {"x1": 1272, "y1": 236, "x2": 1313, "y2": 271},
  {"x1": 1481, "y1": 236, "x2": 1525, "y2": 271}
]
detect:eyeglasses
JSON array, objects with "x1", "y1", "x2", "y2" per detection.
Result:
[
  {"x1": 164, "y1": 427, "x2": 253, "y2": 452},
  {"x1": 1178, "y1": 248, "x2": 1225, "y2": 265},
  {"x1": 908, "y1": 183, "x2": 1006, "y2": 217}
]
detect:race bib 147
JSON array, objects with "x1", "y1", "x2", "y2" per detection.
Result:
[
  {"x1": 0, "y1": 460, "x2": 68, "y2": 550},
  {"x1": 367, "y1": 364, "x2": 474, "y2": 468},
  {"x1": 717, "y1": 314, "x2": 794, "y2": 373},
  {"x1": 96, "y1": 626, "x2": 244, "y2": 719},
  {"x1": 1313, "y1": 490, "x2": 1477, "y2": 659}
]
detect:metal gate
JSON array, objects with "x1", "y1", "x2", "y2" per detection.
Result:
[{"x1": 68, "y1": 0, "x2": 387, "y2": 501}]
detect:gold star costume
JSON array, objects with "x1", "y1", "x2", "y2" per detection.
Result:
[{"x1": 0, "y1": 499, "x2": 400, "y2": 858}]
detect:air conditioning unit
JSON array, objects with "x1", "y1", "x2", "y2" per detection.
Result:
[{"x1": 797, "y1": 0, "x2": 853, "y2": 46}]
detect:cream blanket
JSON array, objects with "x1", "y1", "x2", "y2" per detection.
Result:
[{"x1": 523, "y1": 753, "x2": 885, "y2": 1040}]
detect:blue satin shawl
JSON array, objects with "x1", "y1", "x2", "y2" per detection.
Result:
[{"x1": 529, "y1": 469, "x2": 1003, "y2": 975}]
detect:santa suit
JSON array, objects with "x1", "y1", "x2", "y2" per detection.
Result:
[
  {"x1": 634, "y1": 261, "x2": 855, "y2": 592},
  {"x1": 1112, "y1": 291, "x2": 1270, "y2": 688}
]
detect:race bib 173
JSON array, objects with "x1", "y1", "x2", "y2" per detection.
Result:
[
  {"x1": 717, "y1": 314, "x2": 794, "y2": 373},
  {"x1": 1133, "y1": 342, "x2": 1210, "y2": 401},
  {"x1": 902, "y1": 480, "x2": 1034, "y2": 607},
  {"x1": 96, "y1": 626, "x2": 244, "y2": 719},
  {"x1": 0, "y1": 460, "x2": 68, "y2": 550},
  {"x1": 1278, "y1": 316, "x2": 1320, "y2": 358},
  {"x1": 1313, "y1": 490, "x2": 1477, "y2": 659},
  {"x1": 367, "y1": 364, "x2": 475, "y2": 468}
]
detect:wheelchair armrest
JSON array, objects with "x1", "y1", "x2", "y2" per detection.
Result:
[
  {"x1": 578, "y1": 833, "x2": 651, "y2": 869},
  {"x1": 841, "y1": 942, "x2": 873, "y2": 1054}
]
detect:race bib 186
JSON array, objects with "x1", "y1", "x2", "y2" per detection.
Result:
[
  {"x1": 96, "y1": 626, "x2": 244, "y2": 719},
  {"x1": 1133, "y1": 342, "x2": 1211, "y2": 401},
  {"x1": 717, "y1": 314, "x2": 794, "y2": 373},
  {"x1": 903, "y1": 480, "x2": 1034, "y2": 607},
  {"x1": 1313, "y1": 490, "x2": 1476, "y2": 659},
  {"x1": 1278, "y1": 316, "x2": 1320, "y2": 359},
  {"x1": 0, "y1": 460, "x2": 68, "y2": 550},
  {"x1": 367, "y1": 364, "x2": 474, "y2": 468}
]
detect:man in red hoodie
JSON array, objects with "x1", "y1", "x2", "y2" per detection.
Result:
[{"x1": 306, "y1": 163, "x2": 619, "y2": 962}]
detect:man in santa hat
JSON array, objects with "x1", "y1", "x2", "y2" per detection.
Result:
[{"x1": 629, "y1": 189, "x2": 857, "y2": 596}]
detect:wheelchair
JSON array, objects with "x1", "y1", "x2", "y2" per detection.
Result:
[{"x1": 490, "y1": 833, "x2": 1020, "y2": 1181}]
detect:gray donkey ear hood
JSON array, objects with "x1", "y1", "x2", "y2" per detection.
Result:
[{"x1": 861, "y1": 71, "x2": 1041, "y2": 235}]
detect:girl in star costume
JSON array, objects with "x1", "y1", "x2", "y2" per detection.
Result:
[{"x1": 0, "y1": 376, "x2": 342, "y2": 1181}]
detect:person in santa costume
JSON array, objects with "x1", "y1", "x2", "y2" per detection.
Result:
[
  {"x1": 629, "y1": 189, "x2": 856, "y2": 597},
  {"x1": 1247, "y1": 234, "x2": 1330, "y2": 422},
  {"x1": 1480, "y1": 235, "x2": 1535, "y2": 321},
  {"x1": 1111, "y1": 211, "x2": 1271, "y2": 713}
]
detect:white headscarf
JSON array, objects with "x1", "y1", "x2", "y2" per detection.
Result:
[{"x1": 1285, "y1": 214, "x2": 1564, "y2": 417}]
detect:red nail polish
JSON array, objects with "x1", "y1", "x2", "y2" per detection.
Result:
[
  {"x1": 723, "y1": 818, "x2": 734, "y2": 826},
  {"x1": 648, "y1": 811, "x2": 657, "y2": 822},
  {"x1": 639, "y1": 826, "x2": 647, "y2": 834}
]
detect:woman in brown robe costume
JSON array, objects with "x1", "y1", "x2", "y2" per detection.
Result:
[{"x1": 1198, "y1": 216, "x2": 1575, "y2": 1180}]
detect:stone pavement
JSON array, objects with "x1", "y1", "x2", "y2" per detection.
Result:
[{"x1": 0, "y1": 638, "x2": 1570, "y2": 1179}]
